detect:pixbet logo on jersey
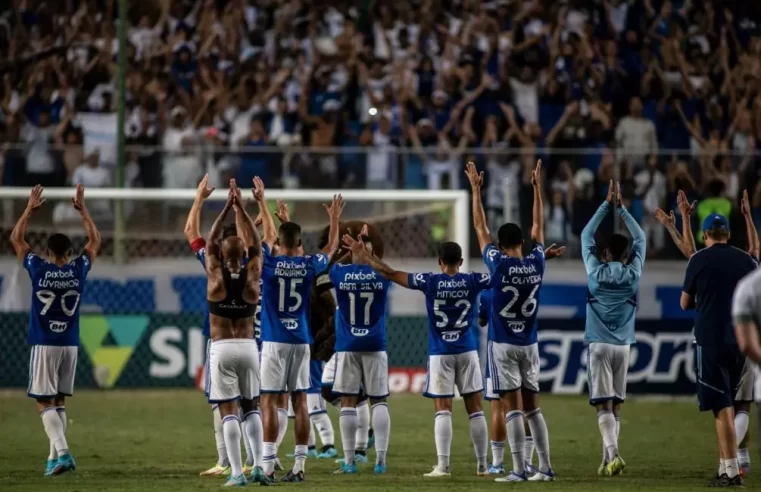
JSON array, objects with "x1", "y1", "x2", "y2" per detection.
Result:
[
  {"x1": 345, "y1": 271, "x2": 377, "y2": 281},
  {"x1": 537, "y1": 330, "x2": 696, "y2": 394}
]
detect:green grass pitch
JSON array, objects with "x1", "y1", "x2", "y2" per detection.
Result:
[{"x1": 0, "y1": 390, "x2": 756, "y2": 491}]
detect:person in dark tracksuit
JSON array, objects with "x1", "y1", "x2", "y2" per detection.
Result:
[{"x1": 681, "y1": 213, "x2": 757, "y2": 487}]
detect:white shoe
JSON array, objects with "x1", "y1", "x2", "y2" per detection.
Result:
[
  {"x1": 424, "y1": 467, "x2": 451, "y2": 478},
  {"x1": 528, "y1": 469, "x2": 555, "y2": 481},
  {"x1": 495, "y1": 471, "x2": 528, "y2": 482}
]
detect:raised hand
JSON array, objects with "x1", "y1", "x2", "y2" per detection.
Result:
[
  {"x1": 275, "y1": 199, "x2": 290, "y2": 223},
  {"x1": 677, "y1": 190, "x2": 696, "y2": 217},
  {"x1": 252, "y1": 176, "x2": 265, "y2": 202},
  {"x1": 531, "y1": 159, "x2": 542, "y2": 187},
  {"x1": 196, "y1": 174, "x2": 215, "y2": 200},
  {"x1": 741, "y1": 189, "x2": 751, "y2": 217},
  {"x1": 230, "y1": 178, "x2": 243, "y2": 207},
  {"x1": 606, "y1": 179, "x2": 615, "y2": 205},
  {"x1": 71, "y1": 184, "x2": 86, "y2": 212},
  {"x1": 615, "y1": 181, "x2": 622, "y2": 207},
  {"x1": 654, "y1": 208, "x2": 676, "y2": 228},
  {"x1": 545, "y1": 243, "x2": 566, "y2": 259},
  {"x1": 342, "y1": 233, "x2": 365, "y2": 257},
  {"x1": 465, "y1": 161, "x2": 483, "y2": 190},
  {"x1": 324, "y1": 194, "x2": 345, "y2": 219},
  {"x1": 27, "y1": 185, "x2": 45, "y2": 212}
]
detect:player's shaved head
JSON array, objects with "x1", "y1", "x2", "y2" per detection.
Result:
[
  {"x1": 438, "y1": 241, "x2": 463, "y2": 267},
  {"x1": 605, "y1": 233, "x2": 629, "y2": 263},
  {"x1": 498, "y1": 223, "x2": 523, "y2": 250},
  {"x1": 278, "y1": 222, "x2": 302, "y2": 249},
  {"x1": 47, "y1": 233, "x2": 72, "y2": 258},
  {"x1": 221, "y1": 235, "x2": 245, "y2": 260}
]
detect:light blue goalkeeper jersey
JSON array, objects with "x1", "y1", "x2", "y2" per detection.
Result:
[{"x1": 581, "y1": 202, "x2": 646, "y2": 346}]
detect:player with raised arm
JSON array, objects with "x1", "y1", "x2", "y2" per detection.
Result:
[
  {"x1": 581, "y1": 180, "x2": 645, "y2": 477},
  {"x1": 11, "y1": 184, "x2": 101, "y2": 476},
  {"x1": 185, "y1": 175, "x2": 263, "y2": 478},
  {"x1": 656, "y1": 189, "x2": 759, "y2": 476},
  {"x1": 256, "y1": 177, "x2": 344, "y2": 483},
  {"x1": 479, "y1": 242, "x2": 566, "y2": 476},
  {"x1": 465, "y1": 160, "x2": 554, "y2": 483},
  {"x1": 331, "y1": 229, "x2": 393, "y2": 476},
  {"x1": 348, "y1": 236, "x2": 491, "y2": 477},
  {"x1": 205, "y1": 182, "x2": 264, "y2": 487}
]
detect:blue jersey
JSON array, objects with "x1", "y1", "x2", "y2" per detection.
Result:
[
  {"x1": 260, "y1": 244, "x2": 329, "y2": 344},
  {"x1": 408, "y1": 271, "x2": 491, "y2": 355},
  {"x1": 478, "y1": 289, "x2": 492, "y2": 323},
  {"x1": 197, "y1": 246, "x2": 262, "y2": 342},
  {"x1": 330, "y1": 264, "x2": 391, "y2": 352},
  {"x1": 25, "y1": 252, "x2": 92, "y2": 346},
  {"x1": 483, "y1": 243, "x2": 546, "y2": 345}
]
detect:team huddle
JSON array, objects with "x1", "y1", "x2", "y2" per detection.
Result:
[{"x1": 14, "y1": 158, "x2": 760, "y2": 487}]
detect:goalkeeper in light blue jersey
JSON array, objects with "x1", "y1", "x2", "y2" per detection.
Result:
[{"x1": 580, "y1": 181, "x2": 645, "y2": 478}]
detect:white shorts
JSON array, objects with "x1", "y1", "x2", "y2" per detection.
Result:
[
  {"x1": 307, "y1": 393, "x2": 328, "y2": 415},
  {"x1": 321, "y1": 354, "x2": 337, "y2": 387},
  {"x1": 28, "y1": 345, "x2": 78, "y2": 398},
  {"x1": 208, "y1": 339, "x2": 260, "y2": 403},
  {"x1": 587, "y1": 342, "x2": 630, "y2": 404},
  {"x1": 333, "y1": 351, "x2": 389, "y2": 398},
  {"x1": 487, "y1": 341, "x2": 540, "y2": 393},
  {"x1": 204, "y1": 338, "x2": 212, "y2": 397},
  {"x1": 484, "y1": 377, "x2": 498, "y2": 401},
  {"x1": 424, "y1": 350, "x2": 483, "y2": 398},
  {"x1": 260, "y1": 341, "x2": 310, "y2": 393},
  {"x1": 736, "y1": 357, "x2": 756, "y2": 402}
]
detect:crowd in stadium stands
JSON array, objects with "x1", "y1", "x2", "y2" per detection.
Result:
[{"x1": 1, "y1": 1, "x2": 761, "y2": 257}]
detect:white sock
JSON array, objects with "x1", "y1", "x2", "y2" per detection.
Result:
[
  {"x1": 735, "y1": 411, "x2": 749, "y2": 447},
  {"x1": 263, "y1": 442, "x2": 277, "y2": 475},
  {"x1": 719, "y1": 459, "x2": 727, "y2": 476},
  {"x1": 526, "y1": 408, "x2": 552, "y2": 473},
  {"x1": 293, "y1": 444, "x2": 308, "y2": 474},
  {"x1": 738, "y1": 448, "x2": 750, "y2": 465},
  {"x1": 491, "y1": 440, "x2": 505, "y2": 467},
  {"x1": 726, "y1": 458, "x2": 740, "y2": 478},
  {"x1": 311, "y1": 412, "x2": 335, "y2": 447},
  {"x1": 340, "y1": 408, "x2": 358, "y2": 465},
  {"x1": 524, "y1": 435, "x2": 535, "y2": 466},
  {"x1": 243, "y1": 410, "x2": 263, "y2": 468},
  {"x1": 356, "y1": 401, "x2": 370, "y2": 452},
  {"x1": 308, "y1": 421, "x2": 316, "y2": 448},
  {"x1": 597, "y1": 410, "x2": 618, "y2": 461},
  {"x1": 41, "y1": 407, "x2": 69, "y2": 456},
  {"x1": 241, "y1": 416, "x2": 253, "y2": 466},
  {"x1": 212, "y1": 406, "x2": 229, "y2": 467},
  {"x1": 506, "y1": 410, "x2": 526, "y2": 475},
  {"x1": 48, "y1": 407, "x2": 66, "y2": 460},
  {"x1": 434, "y1": 410, "x2": 452, "y2": 471},
  {"x1": 468, "y1": 411, "x2": 488, "y2": 471},
  {"x1": 372, "y1": 402, "x2": 390, "y2": 466},
  {"x1": 276, "y1": 408, "x2": 288, "y2": 453},
  {"x1": 222, "y1": 415, "x2": 244, "y2": 477}
]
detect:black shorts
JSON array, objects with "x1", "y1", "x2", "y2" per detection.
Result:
[{"x1": 695, "y1": 344, "x2": 746, "y2": 412}]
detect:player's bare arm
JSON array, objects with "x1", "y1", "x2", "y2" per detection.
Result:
[
  {"x1": 741, "y1": 189, "x2": 759, "y2": 258},
  {"x1": 233, "y1": 183, "x2": 263, "y2": 286},
  {"x1": 342, "y1": 233, "x2": 409, "y2": 287},
  {"x1": 322, "y1": 194, "x2": 345, "y2": 258},
  {"x1": 677, "y1": 190, "x2": 697, "y2": 257},
  {"x1": 10, "y1": 185, "x2": 45, "y2": 260},
  {"x1": 545, "y1": 244, "x2": 567, "y2": 259},
  {"x1": 72, "y1": 184, "x2": 102, "y2": 262},
  {"x1": 465, "y1": 161, "x2": 491, "y2": 253},
  {"x1": 530, "y1": 159, "x2": 545, "y2": 245},
  {"x1": 230, "y1": 179, "x2": 253, "y2": 248},
  {"x1": 253, "y1": 176, "x2": 277, "y2": 250},
  {"x1": 735, "y1": 319, "x2": 761, "y2": 366},
  {"x1": 206, "y1": 189, "x2": 235, "y2": 273},
  {"x1": 184, "y1": 173, "x2": 214, "y2": 245},
  {"x1": 654, "y1": 208, "x2": 691, "y2": 258}
]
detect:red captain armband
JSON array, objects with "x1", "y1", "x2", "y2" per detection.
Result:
[{"x1": 190, "y1": 238, "x2": 206, "y2": 253}]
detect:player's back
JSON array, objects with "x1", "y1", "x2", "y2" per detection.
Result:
[
  {"x1": 25, "y1": 252, "x2": 91, "y2": 346},
  {"x1": 686, "y1": 244, "x2": 758, "y2": 346},
  {"x1": 260, "y1": 244, "x2": 328, "y2": 344},
  {"x1": 409, "y1": 271, "x2": 490, "y2": 355},
  {"x1": 483, "y1": 243, "x2": 545, "y2": 345},
  {"x1": 585, "y1": 261, "x2": 642, "y2": 346},
  {"x1": 330, "y1": 263, "x2": 391, "y2": 352}
]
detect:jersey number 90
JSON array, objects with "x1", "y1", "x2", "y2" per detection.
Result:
[{"x1": 36, "y1": 289, "x2": 81, "y2": 317}]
